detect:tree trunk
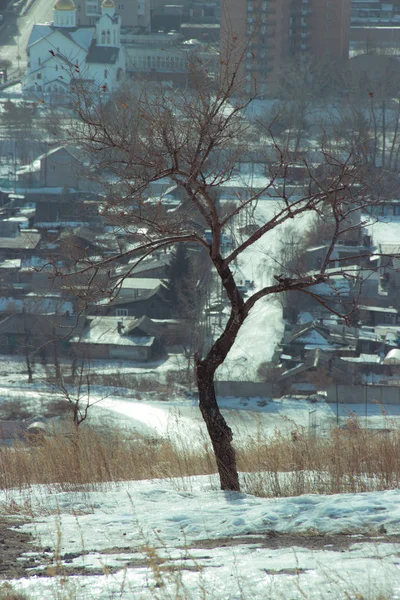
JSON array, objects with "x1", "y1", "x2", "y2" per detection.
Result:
[{"x1": 196, "y1": 359, "x2": 240, "y2": 492}]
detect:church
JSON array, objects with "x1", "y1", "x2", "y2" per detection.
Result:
[{"x1": 24, "y1": 0, "x2": 126, "y2": 95}]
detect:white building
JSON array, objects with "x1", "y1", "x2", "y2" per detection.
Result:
[{"x1": 25, "y1": 0, "x2": 126, "y2": 95}]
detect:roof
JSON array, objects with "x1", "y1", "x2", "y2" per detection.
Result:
[
  {"x1": 37, "y1": 145, "x2": 88, "y2": 164},
  {"x1": 54, "y1": 0, "x2": 76, "y2": 10},
  {"x1": 121, "y1": 278, "x2": 163, "y2": 290},
  {"x1": 359, "y1": 305, "x2": 398, "y2": 314},
  {"x1": 0, "y1": 314, "x2": 78, "y2": 337},
  {"x1": 341, "y1": 354, "x2": 382, "y2": 364},
  {"x1": 86, "y1": 42, "x2": 120, "y2": 64},
  {"x1": 383, "y1": 349, "x2": 400, "y2": 364},
  {"x1": 72, "y1": 316, "x2": 157, "y2": 347},
  {"x1": 117, "y1": 255, "x2": 171, "y2": 276},
  {"x1": 102, "y1": 283, "x2": 170, "y2": 307},
  {"x1": 0, "y1": 231, "x2": 41, "y2": 250},
  {"x1": 27, "y1": 25, "x2": 95, "y2": 53},
  {"x1": 124, "y1": 315, "x2": 165, "y2": 337}
]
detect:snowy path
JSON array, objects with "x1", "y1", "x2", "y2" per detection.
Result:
[{"x1": 218, "y1": 201, "x2": 314, "y2": 380}]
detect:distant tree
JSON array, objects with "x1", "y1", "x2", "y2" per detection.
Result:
[
  {"x1": 332, "y1": 54, "x2": 400, "y2": 170},
  {"x1": 165, "y1": 244, "x2": 210, "y2": 360},
  {"x1": 52, "y1": 358, "x2": 107, "y2": 428},
  {"x1": 22, "y1": 311, "x2": 34, "y2": 384},
  {"x1": 164, "y1": 244, "x2": 192, "y2": 307}
]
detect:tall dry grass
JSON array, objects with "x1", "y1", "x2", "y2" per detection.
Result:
[
  {"x1": 0, "y1": 425, "x2": 217, "y2": 492},
  {"x1": 1, "y1": 418, "x2": 400, "y2": 496},
  {"x1": 238, "y1": 419, "x2": 400, "y2": 496}
]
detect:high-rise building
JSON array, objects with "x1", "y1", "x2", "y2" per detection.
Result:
[{"x1": 220, "y1": 0, "x2": 351, "y2": 95}]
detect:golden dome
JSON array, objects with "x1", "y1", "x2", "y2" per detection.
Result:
[
  {"x1": 54, "y1": 0, "x2": 76, "y2": 10},
  {"x1": 101, "y1": 0, "x2": 115, "y2": 7}
]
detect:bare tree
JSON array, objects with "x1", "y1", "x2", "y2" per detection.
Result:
[
  {"x1": 22, "y1": 310, "x2": 34, "y2": 384},
  {"x1": 52, "y1": 358, "x2": 107, "y2": 428},
  {"x1": 51, "y1": 57, "x2": 379, "y2": 491}
]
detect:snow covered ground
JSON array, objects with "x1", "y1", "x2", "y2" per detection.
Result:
[{"x1": 2, "y1": 476, "x2": 400, "y2": 600}]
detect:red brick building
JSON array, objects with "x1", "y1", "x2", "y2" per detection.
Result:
[{"x1": 220, "y1": 0, "x2": 351, "y2": 95}]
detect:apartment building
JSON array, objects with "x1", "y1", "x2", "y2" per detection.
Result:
[
  {"x1": 220, "y1": 0, "x2": 351, "y2": 95},
  {"x1": 350, "y1": 2, "x2": 400, "y2": 50},
  {"x1": 351, "y1": 1, "x2": 400, "y2": 25},
  {"x1": 75, "y1": 0, "x2": 151, "y2": 28}
]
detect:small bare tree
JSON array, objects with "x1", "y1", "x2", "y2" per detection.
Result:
[
  {"x1": 52, "y1": 358, "x2": 107, "y2": 428},
  {"x1": 52, "y1": 54, "x2": 380, "y2": 491}
]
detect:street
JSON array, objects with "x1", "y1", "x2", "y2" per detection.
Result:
[{"x1": 0, "y1": 0, "x2": 52, "y2": 79}]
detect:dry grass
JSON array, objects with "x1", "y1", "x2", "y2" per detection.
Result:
[
  {"x1": 238, "y1": 419, "x2": 400, "y2": 496},
  {"x1": 1, "y1": 417, "x2": 400, "y2": 497},
  {"x1": 0, "y1": 583, "x2": 28, "y2": 600},
  {"x1": 0, "y1": 425, "x2": 217, "y2": 492}
]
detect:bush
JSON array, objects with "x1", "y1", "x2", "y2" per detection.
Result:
[{"x1": 0, "y1": 400, "x2": 34, "y2": 421}]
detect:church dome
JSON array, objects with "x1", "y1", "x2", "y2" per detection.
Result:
[
  {"x1": 54, "y1": 0, "x2": 76, "y2": 10},
  {"x1": 101, "y1": 0, "x2": 115, "y2": 7}
]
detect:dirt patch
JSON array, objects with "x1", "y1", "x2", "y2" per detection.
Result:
[
  {"x1": 0, "y1": 520, "x2": 399, "y2": 580},
  {"x1": 0, "y1": 519, "x2": 40, "y2": 579},
  {"x1": 193, "y1": 530, "x2": 400, "y2": 552}
]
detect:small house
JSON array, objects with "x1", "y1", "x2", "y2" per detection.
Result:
[{"x1": 70, "y1": 315, "x2": 164, "y2": 361}]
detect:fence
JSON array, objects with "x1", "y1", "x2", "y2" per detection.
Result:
[
  {"x1": 215, "y1": 381, "x2": 274, "y2": 398},
  {"x1": 326, "y1": 384, "x2": 400, "y2": 406}
]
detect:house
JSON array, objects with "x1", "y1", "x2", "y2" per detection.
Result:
[
  {"x1": 70, "y1": 315, "x2": 164, "y2": 361},
  {"x1": 283, "y1": 321, "x2": 357, "y2": 359},
  {"x1": 358, "y1": 305, "x2": 399, "y2": 326},
  {"x1": 33, "y1": 190, "x2": 103, "y2": 226},
  {"x1": 24, "y1": 0, "x2": 125, "y2": 96},
  {"x1": 0, "y1": 225, "x2": 41, "y2": 260},
  {"x1": 305, "y1": 240, "x2": 372, "y2": 272},
  {"x1": 101, "y1": 283, "x2": 174, "y2": 319},
  {"x1": 0, "y1": 293, "x2": 75, "y2": 316},
  {"x1": 16, "y1": 146, "x2": 95, "y2": 192},
  {"x1": 0, "y1": 313, "x2": 79, "y2": 357},
  {"x1": 56, "y1": 226, "x2": 120, "y2": 261},
  {"x1": 117, "y1": 254, "x2": 171, "y2": 280}
]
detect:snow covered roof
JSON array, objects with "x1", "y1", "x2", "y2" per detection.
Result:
[
  {"x1": 0, "y1": 231, "x2": 41, "y2": 250},
  {"x1": 0, "y1": 258, "x2": 21, "y2": 270},
  {"x1": 310, "y1": 277, "x2": 351, "y2": 296},
  {"x1": 73, "y1": 316, "x2": 156, "y2": 347},
  {"x1": 27, "y1": 24, "x2": 95, "y2": 52},
  {"x1": 295, "y1": 330, "x2": 332, "y2": 347},
  {"x1": 121, "y1": 278, "x2": 163, "y2": 290},
  {"x1": 341, "y1": 354, "x2": 382, "y2": 364},
  {"x1": 359, "y1": 305, "x2": 398, "y2": 314},
  {"x1": 383, "y1": 348, "x2": 400, "y2": 364}
]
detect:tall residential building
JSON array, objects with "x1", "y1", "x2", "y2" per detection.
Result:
[{"x1": 220, "y1": 0, "x2": 351, "y2": 95}]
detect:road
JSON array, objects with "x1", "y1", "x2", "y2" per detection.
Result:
[{"x1": 0, "y1": 0, "x2": 52, "y2": 79}]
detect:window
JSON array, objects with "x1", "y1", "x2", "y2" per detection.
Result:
[
  {"x1": 106, "y1": 30, "x2": 111, "y2": 44},
  {"x1": 116, "y1": 308, "x2": 128, "y2": 317},
  {"x1": 104, "y1": 69, "x2": 108, "y2": 78},
  {"x1": 37, "y1": 72, "x2": 42, "y2": 80},
  {"x1": 101, "y1": 30, "x2": 106, "y2": 44},
  {"x1": 38, "y1": 57, "x2": 41, "y2": 65}
]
